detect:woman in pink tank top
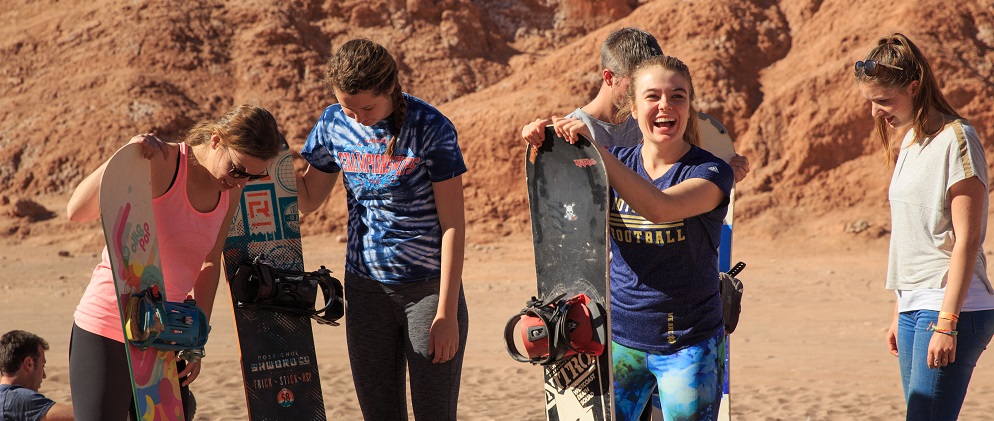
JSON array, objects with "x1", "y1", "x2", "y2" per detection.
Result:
[{"x1": 65, "y1": 104, "x2": 284, "y2": 421}]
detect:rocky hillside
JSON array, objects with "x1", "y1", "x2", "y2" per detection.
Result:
[{"x1": 2, "y1": 0, "x2": 992, "y2": 239}]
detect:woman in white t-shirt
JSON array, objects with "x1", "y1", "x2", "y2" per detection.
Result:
[{"x1": 855, "y1": 33, "x2": 994, "y2": 420}]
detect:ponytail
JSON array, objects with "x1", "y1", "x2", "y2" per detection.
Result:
[{"x1": 854, "y1": 33, "x2": 961, "y2": 162}]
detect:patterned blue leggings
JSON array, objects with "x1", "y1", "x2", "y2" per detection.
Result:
[{"x1": 612, "y1": 330, "x2": 724, "y2": 421}]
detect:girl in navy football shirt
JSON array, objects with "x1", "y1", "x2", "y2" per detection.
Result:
[
  {"x1": 296, "y1": 38, "x2": 468, "y2": 420},
  {"x1": 605, "y1": 54, "x2": 732, "y2": 421},
  {"x1": 552, "y1": 55, "x2": 733, "y2": 420}
]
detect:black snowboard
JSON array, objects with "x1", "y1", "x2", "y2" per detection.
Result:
[
  {"x1": 526, "y1": 127, "x2": 612, "y2": 420},
  {"x1": 222, "y1": 144, "x2": 326, "y2": 420}
]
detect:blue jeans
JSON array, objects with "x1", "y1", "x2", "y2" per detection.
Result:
[{"x1": 897, "y1": 309, "x2": 994, "y2": 421}]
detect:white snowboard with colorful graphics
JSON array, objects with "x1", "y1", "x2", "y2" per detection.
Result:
[{"x1": 99, "y1": 143, "x2": 185, "y2": 420}]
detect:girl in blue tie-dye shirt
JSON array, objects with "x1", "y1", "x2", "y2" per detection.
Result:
[{"x1": 297, "y1": 38, "x2": 467, "y2": 420}]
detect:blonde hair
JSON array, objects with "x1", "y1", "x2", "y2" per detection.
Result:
[
  {"x1": 324, "y1": 38, "x2": 406, "y2": 156},
  {"x1": 184, "y1": 104, "x2": 283, "y2": 159},
  {"x1": 855, "y1": 33, "x2": 961, "y2": 162},
  {"x1": 618, "y1": 55, "x2": 701, "y2": 147}
]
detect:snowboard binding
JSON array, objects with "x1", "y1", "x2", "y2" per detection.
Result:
[
  {"x1": 230, "y1": 255, "x2": 345, "y2": 326},
  {"x1": 503, "y1": 293, "x2": 607, "y2": 365},
  {"x1": 124, "y1": 285, "x2": 210, "y2": 362}
]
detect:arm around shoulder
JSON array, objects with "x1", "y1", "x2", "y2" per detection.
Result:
[{"x1": 730, "y1": 154, "x2": 750, "y2": 184}]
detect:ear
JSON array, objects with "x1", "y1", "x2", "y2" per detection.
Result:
[
  {"x1": 907, "y1": 80, "x2": 920, "y2": 97},
  {"x1": 210, "y1": 132, "x2": 222, "y2": 149},
  {"x1": 22, "y1": 356, "x2": 34, "y2": 372},
  {"x1": 603, "y1": 69, "x2": 614, "y2": 86}
]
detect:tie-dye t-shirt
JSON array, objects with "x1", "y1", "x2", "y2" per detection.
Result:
[
  {"x1": 608, "y1": 144, "x2": 733, "y2": 353},
  {"x1": 301, "y1": 94, "x2": 467, "y2": 284}
]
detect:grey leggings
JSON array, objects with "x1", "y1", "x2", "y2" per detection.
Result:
[{"x1": 344, "y1": 272, "x2": 469, "y2": 421}]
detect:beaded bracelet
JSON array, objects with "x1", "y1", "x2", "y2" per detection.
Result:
[
  {"x1": 927, "y1": 322, "x2": 958, "y2": 336},
  {"x1": 939, "y1": 311, "x2": 960, "y2": 323}
]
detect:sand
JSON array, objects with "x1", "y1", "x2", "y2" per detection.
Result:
[{"x1": 2, "y1": 193, "x2": 993, "y2": 420}]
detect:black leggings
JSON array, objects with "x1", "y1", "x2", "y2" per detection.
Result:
[
  {"x1": 69, "y1": 324, "x2": 195, "y2": 421},
  {"x1": 345, "y1": 273, "x2": 469, "y2": 421}
]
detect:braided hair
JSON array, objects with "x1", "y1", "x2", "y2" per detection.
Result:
[{"x1": 325, "y1": 38, "x2": 407, "y2": 156}]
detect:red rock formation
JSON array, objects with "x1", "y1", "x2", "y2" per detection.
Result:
[{"x1": 1, "y1": 0, "x2": 991, "y2": 240}]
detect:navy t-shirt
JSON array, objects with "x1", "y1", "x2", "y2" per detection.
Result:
[
  {"x1": 301, "y1": 93, "x2": 467, "y2": 284},
  {"x1": 0, "y1": 384, "x2": 55, "y2": 421},
  {"x1": 608, "y1": 144, "x2": 734, "y2": 353}
]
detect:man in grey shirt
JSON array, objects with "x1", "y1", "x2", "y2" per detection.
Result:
[{"x1": 522, "y1": 27, "x2": 749, "y2": 180}]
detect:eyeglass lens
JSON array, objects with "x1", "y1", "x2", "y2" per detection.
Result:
[
  {"x1": 855, "y1": 60, "x2": 878, "y2": 76},
  {"x1": 228, "y1": 153, "x2": 268, "y2": 180}
]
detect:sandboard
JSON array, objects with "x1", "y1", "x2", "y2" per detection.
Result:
[
  {"x1": 644, "y1": 112, "x2": 736, "y2": 420},
  {"x1": 222, "y1": 144, "x2": 326, "y2": 420},
  {"x1": 526, "y1": 127, "x2": 613, "y2": 420},
  {"x1": 99, "y1": 143, "x2": 185, "y2": 420}
]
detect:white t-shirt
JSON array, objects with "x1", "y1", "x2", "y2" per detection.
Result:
[{"x1": 887, "y1": 119, "x2": 994, "y2": 312}]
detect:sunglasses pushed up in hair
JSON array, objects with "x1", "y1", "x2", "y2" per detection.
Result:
[{"x1": 854, "y1": 60, "x2": 904, "y2": 77}]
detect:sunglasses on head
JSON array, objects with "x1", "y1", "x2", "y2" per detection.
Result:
[
  {"x1": 854, "y1": 60, "x2": 904, "y2": 77},
  {"x1": 226, "y1": 149, "x2": 269, "y2": 181}
]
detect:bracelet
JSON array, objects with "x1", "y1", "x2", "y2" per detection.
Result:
[
  {"x1": 927, "y1": 322, "x2": 958, "y2": 336},
  {"x1": 938, "y1": 311, "x2": 959, "y2": 323}
]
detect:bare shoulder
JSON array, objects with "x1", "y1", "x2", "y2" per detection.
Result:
[{"x1": 149, "y1": 142, "x2": 181, "y2": 198}]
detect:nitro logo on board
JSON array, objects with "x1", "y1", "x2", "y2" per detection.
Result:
[{"x1": 544, "y1": 354, "x2": 597, "y2": 407}]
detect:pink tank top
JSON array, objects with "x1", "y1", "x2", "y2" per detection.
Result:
[{"x1": 74, "y1": 143, "x2": 229, "y2": 342}]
